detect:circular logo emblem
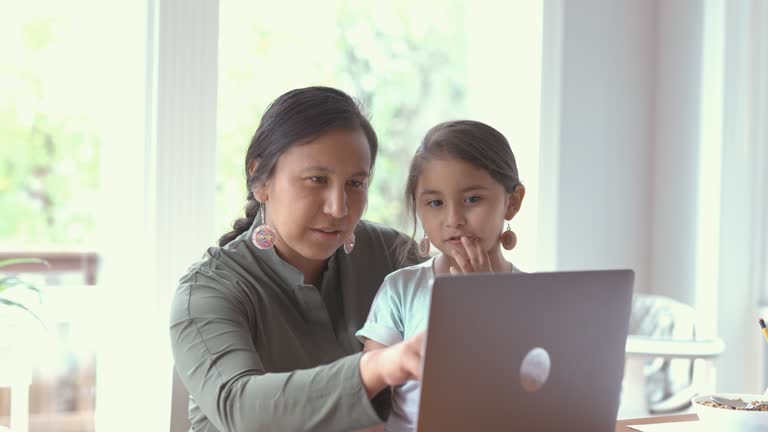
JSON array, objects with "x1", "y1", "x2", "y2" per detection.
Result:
[{"x1": 519, "y1": 347, "x2": 551, "y2": 392}]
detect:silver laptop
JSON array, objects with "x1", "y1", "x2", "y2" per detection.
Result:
[{"x1": 416, "y1": 270, "x2": 634, "y2": 431}]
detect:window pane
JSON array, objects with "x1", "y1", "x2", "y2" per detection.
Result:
[
  {"x1": 217, "y1": 2, "x2": 542, "y2": 268},
  {"x1": 217, "y1": 1, "x2": 469, "y2": 235},
  {"x1": 0, "y1": 2, "x2": 145, "y2": 431}
]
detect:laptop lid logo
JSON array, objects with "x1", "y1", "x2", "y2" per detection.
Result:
[{"x1": 520, "y1": 347, "x2": 551, "y2": 392}]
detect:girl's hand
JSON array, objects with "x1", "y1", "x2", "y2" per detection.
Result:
[
  {"x1": 359, "y1": 331, "x2": 426, "y2": 398},
  {"x1": 449, "y1": 236, "x2": 493, "y2": 274}
]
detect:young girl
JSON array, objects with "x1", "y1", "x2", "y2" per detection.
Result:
[{"x1": 356, "y1": 120, "x2": 526, "y2": 431}]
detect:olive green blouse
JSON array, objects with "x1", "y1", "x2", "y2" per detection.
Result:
[{"x1": 169, "y1": 218, "x2": 420, "y2": 431}]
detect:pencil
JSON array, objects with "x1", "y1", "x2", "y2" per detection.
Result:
[{"x1": 760, "y1": 318, "x2": 768, "y2": 344}]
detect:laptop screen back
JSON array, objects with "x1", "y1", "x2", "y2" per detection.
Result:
[{"x1": 416, "y1": 270, "x2": 634, "y2": 432}]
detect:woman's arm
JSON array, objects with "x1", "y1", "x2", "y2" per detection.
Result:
[
  {"x1": 171, "y1": 279, "x2": 381, "y2": 432},
  {"x1": 171, "y1": 278, "x2": 424, "y2": 432}
]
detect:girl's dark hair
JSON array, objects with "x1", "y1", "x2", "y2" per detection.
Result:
[
  {"x1": 402, "y1": 120, "x2": 521, "y2": 247},
  {"x1": 218, "y1": 86, "x2": 378, "y2": 247}
]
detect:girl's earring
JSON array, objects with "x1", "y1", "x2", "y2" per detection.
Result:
[
  {"x1": 501, "y1": 222, "x2": 517, "y2": 251},
  {"x1": 251, "y1": 202, "x2": 277, "y2": 249},
  {"x1": 343, "y1": 232, "x2": 356, "y2": 255},
  {"x1": 418, "y1": 230, "x2": 431, "y2": 258}
]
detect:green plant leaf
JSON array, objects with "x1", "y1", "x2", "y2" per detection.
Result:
[
  {"x1": 0, "y1": 258, "x2": 49, "y2": 269},
  {"x1": 0, "y1": 276, "x2": 43, "y2": 301},
  {"x1": 0, "y1": 298, "x2": 44, "y2": 325}
]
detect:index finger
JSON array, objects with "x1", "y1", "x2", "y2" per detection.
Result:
[
  {"x1": 473, "y1": 237, "x2": 492, "y2": 272},
  {"x1": 450, "y1": 245, "x2": 472, "y2": 273},
  {"x1": 461, "y1": 236, "x2": 481, "y2": 270}
]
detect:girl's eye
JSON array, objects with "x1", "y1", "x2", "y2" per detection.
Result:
[
  {"x1": 427, "y1": 200, "x2": 443, "y2": 208},
  {"x1": 465, "y1": 195, "x2": 482, "y2": 204},
  {"x1": 348, "y1": 179, "x2": 366, "y2": 189}
]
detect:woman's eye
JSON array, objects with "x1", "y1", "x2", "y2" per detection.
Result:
[
  {"x1": 427, "y1": 200, "x2": 443, "y2": 208},
  {"x1": 348, "y1": 180, "x2": 365, "y2": 189},
  {"x1": 465, "y1": 195, "x2": 482, "y2": 204},
  {"x1": 307, "y1": 176, "x2": 327, "y2": 184}
]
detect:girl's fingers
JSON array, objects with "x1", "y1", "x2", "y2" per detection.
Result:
[
  {"x1": 451, "y1": 245, "x2": 472, "y2": 273},
  {"x1": 459, "y1": 236, "x2": 492, "y2": 273},
  {"x1": 449, "y1": 266, "x2": 458, "y2": 275},
  {"x1": 461, "y1": 236, "x2": 480, "y2": 269},
  {"x1": 469, "y1": 237, "x2": 486, "y2": 271},
  {"x1": 474, "y1": 238, "x2": 492, "y2": 272}
]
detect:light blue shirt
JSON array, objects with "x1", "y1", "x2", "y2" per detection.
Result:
[
  {"x1": 356, "y1": 257, "x2": 522, "y2": 432},
  {"x1": 356, "y1": 257, "x2": 436, "y2": 431}
]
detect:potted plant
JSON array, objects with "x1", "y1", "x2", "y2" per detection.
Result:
[
  {"x1": 0, "y1": 258, "x2": 46, "y2": 324},
  {"x1": 0, "y1": 258, "x2": 46, "y2": 432},
  {"x1": 0, "y1": 257, "x2": 47, "y2": 363}
]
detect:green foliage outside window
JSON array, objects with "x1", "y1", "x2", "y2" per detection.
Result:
[
  {"x1": 0, "y1": 13, "x2": 100, "y2": 245},
  {"x1": 1, "y1": 2, "x2": 467, "y2": 245},
  {"x1": 217, "y1": 1, "x2": 468, "y2": 235}
]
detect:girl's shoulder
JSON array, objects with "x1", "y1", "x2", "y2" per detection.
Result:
[{"x1": 379, "y1": 257, "x2": 434, "y2": 294}]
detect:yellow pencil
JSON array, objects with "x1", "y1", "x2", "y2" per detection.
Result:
[{"x1": 760, "y1": 318, "x2": 768, "y2": 344}]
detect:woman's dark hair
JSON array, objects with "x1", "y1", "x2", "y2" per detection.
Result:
[
  {"x1": 401, "y1": 120, "x2": 521, "y2": 247},
  {"x1": 218, "y1": 86, "x2": 378, "y2": 247}
]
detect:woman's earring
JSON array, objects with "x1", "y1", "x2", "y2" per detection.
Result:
[
  {"x1": 251, "y1": 203, "x2": 277, "y2": 249},
  {"x1": 343, "y1": 232, "x2": 356, "y2": 255},
  {"x1": 418, "y1": 230, "x2": 431, "y2": 258},
  {"x1": 500, "y1": 222, "x2": 517, "y2": 251}
]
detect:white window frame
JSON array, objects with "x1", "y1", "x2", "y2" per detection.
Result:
[
  {"x1": 94, "y1": 1, "x2": 219, "y2": 431},
  {"x1": 708, "y1": 0, "x2": 768, "y2": 393}
]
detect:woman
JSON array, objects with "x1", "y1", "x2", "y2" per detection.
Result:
[{"x1": 170, "y1": 86, "x2": 425, "y2": 432}]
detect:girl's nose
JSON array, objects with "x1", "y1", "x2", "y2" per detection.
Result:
[{"x1": 445, "y1": 203, "x2": 466, "y2": 228}]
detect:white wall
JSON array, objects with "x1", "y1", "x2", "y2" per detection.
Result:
[
  {"x1": 650, "y1": 1, "x2": 704, "y2": 306},
  {"x1": 543, "y1": 0, "x2": 713, "y2": 301},
  {"x1": 541, "y1": 0, "x2": 655, "y2": 297},
  {"x1": 544, "y1": 0, "x2": 765, "y2": 393}
]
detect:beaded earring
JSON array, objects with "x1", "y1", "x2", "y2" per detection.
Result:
[
  {"x1": 418, "y1": 230, "x2": 431, "y2": 258},
  {"x1": 500, "y1": 222, "x2": 517, "y2": 251},
  {"x1": 251, "y1": 203, "x2": 277, "y2": 249}
]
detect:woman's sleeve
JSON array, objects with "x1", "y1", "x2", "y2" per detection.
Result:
[
  {"x1": 169, "y1": 276, "x2": 384, "y2": 432},
  {"x1": 355, "y1": 274, "x2": 405, "y2": 347}
]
